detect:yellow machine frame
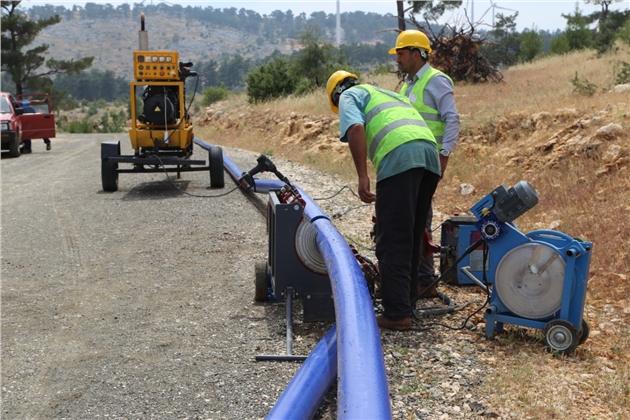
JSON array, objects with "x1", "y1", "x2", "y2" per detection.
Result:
[
  {"x1": 128, "y1": 49, "x2": 193, "y2": 153},
  {"x1": 100, "y1": 15, "x2": 224, "y2": 193},
  {"x1": 128, "y1": 80, "x2": 193, "y2": 152}
]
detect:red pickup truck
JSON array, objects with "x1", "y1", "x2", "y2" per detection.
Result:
[{"x1": 1, "y1": 92, "x2": 56, "y2": 157}]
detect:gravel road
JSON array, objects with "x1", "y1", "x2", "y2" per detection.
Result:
[
  {"x1": 2, "y1": 134, "x2": 497, "y2": 420},
  {"x1": 1, "y1": 134, "x2": 338, "y2": 419}
]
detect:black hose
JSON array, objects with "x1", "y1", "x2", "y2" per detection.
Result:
[
  {"x1": 413, "y1": 237, "x2": 486, "y2": 303},
  {"x1": 412, "y1": 237, "x2": 488, "y2": 318}
]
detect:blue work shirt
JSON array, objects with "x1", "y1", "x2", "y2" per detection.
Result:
[
  {"x1": 402, "y1": 63, "x2": 460, "y2": 154},
  {"x1": 338, "y1": 86, "x2": 441, "y2": 182}
]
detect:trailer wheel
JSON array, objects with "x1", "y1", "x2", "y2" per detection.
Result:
[
  {"x1": 254, "y1": 262, "x2": 269, "y2": 301},
  {"x1": 209, "y1": 146, "x2": 225, "y2": 188},
  {"x1": 101, "y1": 141, "x2": 120, "y2": 192}
]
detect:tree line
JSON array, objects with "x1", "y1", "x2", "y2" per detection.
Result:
[
  {"x1": 2, "y1": 0, "x2": 629, "y2": 110},
  {"x1": 478, "y1": 4, "x2": 630, "y2": 68},
  {"x1": 26, "y1": 2, "x2": 399, "y2": 45}
]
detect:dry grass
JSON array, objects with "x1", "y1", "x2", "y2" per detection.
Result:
[
  {"x1": 193, "y1": 46, "x2": 630, "y2": 419},
  {"x1": 455, "y1": 46, "x2": 630, "y2": 132}
]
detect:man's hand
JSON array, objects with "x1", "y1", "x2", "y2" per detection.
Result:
[
  {"x1": 358, "y1": 175, "x2": 376, "y2": 203},
  {"x1": 439, "y1": 154, "x2": 449, "y2": 177},
  {"x1": 347, "y1": 123, "x2": 376, "y2": 203}
]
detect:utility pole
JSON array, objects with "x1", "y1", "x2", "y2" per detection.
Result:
[
  {"x1": 336, "y1": 0, "x2": 341, "y2": 46},
  {"x1": 397, "y1": 0, "x2": 405, "y2": 30}
]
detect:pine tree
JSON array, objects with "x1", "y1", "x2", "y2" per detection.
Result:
[{"x1": 1, "y1": 0, "x2": 94, "y2": 95}]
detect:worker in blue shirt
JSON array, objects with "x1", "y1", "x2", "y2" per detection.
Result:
[
  {"x1": 390, "y1": 30, "x2": 461, "y2": 301},
  {"x1": 326, "y1": 70, "x2": 441, "y2": 331}
]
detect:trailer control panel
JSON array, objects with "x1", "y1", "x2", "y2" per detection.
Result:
[{"x1": 134, "y1": 51, "x2": 179, "y2": 81}]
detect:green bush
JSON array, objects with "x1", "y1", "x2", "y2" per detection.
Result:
[
  {"x1": 87, "y1": 103, "x2": 98, "y2": 116},
  {"x1": 246, "y1": 57, "x2": 296, "y2": 103},
  {"x1": 202, "y1": 85, "x2": 230, "y2": 106},
  {"x1": 372, "y1": 63, "x2": 394, "y2": 76},
  {"x1": 549, "y1": 34, "x2": 571, "y2": 55},
  {"x1": 615, "y1": 61, "x2": 630, "y2": 85},
  {"x1": 520, "y1": 28, "x2": 544, "y2": 63},
  {"x1": 619, "y1": 17, "x2": 630, "y2": 46},
  {"x1": 293, "y1": 77, "x2": 314, "y2": 97},
  {"x1": 98, "y1": 110, "x2": 126, "y2": 133},
  {"x1": 571, "y1": 71, "x2": 597, "y2": 96},
  {"x1": 63, "y1": 118, "x2": 94, "y2": 133}
]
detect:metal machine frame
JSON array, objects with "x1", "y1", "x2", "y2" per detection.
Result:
[
  {"x1": 483, "y1": 228, "x2": 592, "y2": 354},
  {"x1": 467, "y1": 182, "x2": 593, "y2": 355},
  {"x1": 100, "y1": 15, "x2": 224, "y2": 192},
  {"x1": 255, "y1": 189, "x2": 335, "y2": 362},
  {"x1": 440, "y1": 215, "x2": 493, "y2": 287}
]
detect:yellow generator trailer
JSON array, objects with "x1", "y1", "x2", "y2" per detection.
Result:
[{"x1": 100, "y1": 14, "x2": 224, "y2": 192}]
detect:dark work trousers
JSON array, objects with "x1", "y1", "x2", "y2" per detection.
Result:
[
  {"x1": 417, "y1": 204, "x2": 437, "y2": 285},
  {"x1": 20, "y1": 139, "x2": 50, "y2": 151},
  {"x1": 375, "y1": 167, "x2": 440, "y2": 320}
]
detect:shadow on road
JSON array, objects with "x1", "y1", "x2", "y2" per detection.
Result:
[{"x1": 119, "y1": 180, "x2": 191, "y2": 200}]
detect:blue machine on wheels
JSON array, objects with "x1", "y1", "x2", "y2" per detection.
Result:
[{"x1": 468, "y1": 181, "x2": 593, "y2": 355}]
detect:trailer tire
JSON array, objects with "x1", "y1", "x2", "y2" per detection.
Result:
[
  {"x1": 209, "y1": 146, "x2": 225, "y2": 188},
  {"x1": 101, "y1": 141, "x2": 120, "y2": 192},
  {"x1": 254, "y1": 262, "x2": 269, "y2": 301}
]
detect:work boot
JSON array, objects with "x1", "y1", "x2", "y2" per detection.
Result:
[
  {"x1": 46, "y1": 143, "x2": 51, "y2": 151},
  {"x1": 376, "y1": 315, "x2": 411, "y2": 331},
  {"x1": 413, "y1": 284, "x2": 439, "y2": 300},
  {"x1": 20, "y1": 148, "x2": 32, "y2": 154}
]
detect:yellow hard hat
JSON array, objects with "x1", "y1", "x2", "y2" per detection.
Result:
[
  {"x1": 388, "y1": 30, "x2": 432, "y2": 54},
  {"x1": 326, "y1": 70, "x2": 359, "y2": 114}
]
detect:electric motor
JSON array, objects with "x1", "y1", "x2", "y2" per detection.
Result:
[{"x1": 492, "y1": 181, "x2": 539, "y2": 223}]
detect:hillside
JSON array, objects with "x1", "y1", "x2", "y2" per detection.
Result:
[
  {"x1": 35, "y1": 14, "x2": 297, "y2": 80},
  {"x1": 30, "y1": 8, "x2": 397, "y2": 80},
  {"x1": 192, "y1": 47, "x2": 630, "y2": 418}
]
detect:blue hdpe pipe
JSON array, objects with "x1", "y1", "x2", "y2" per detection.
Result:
[
  {"x1": 267, "y1": 325, "x2": 337, "y2": 420},
  {"x1": 195, "y1": 139, "x2": 392, "y2": 419}
]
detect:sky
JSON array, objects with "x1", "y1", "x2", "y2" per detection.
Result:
[{"x1": 17, "y1": 0, "x2": 630, "y2": 32}]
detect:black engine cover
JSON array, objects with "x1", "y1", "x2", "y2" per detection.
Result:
[{"x1": 141, "y1": 88, "x2": 178, "y2": 125}]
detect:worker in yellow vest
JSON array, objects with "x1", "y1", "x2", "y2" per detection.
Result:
[
  {"x1": 390, "y1": 30, "x2": 461, "y2": 301},
  {"x1": 326, "y1": 70, "x2": 441, "y2": 331}
]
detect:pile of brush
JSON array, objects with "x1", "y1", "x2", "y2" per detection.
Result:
[{"x1": 410, "y1": 16, "x2": 504, "y2": 84}]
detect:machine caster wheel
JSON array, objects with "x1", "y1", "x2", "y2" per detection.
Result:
[
  {"x1": 101, "y1": 141, "x2": 120, "y2": 192},
  {"x1": 578, "y1": 319, "x2": 590, "y2": 345},
  {"x1": 209, "y1": 146, "x2": 225, "y2": 188},
  {"x1": 544, "y1": 319, "x2": 579, "y2": 355},
  {"x1": 254, "y1": 262, "x2": 269, "y2": 301}
]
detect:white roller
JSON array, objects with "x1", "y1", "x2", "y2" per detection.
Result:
[
  {"x1": 495, "y1": 243, "x2": 566, "y2": 319},
  {"x1": 295, "y1": 218, "x2": 328, "y2": 275}
]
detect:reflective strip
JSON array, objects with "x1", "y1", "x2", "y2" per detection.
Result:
[
  {"x1": 404, "y1": 84, "x2": 414, "y2": 97},
  {"x1": 420, "y1": 112, "x2": 442, "y2": 122},
  {"x1": 368, "y1": 119, "x2": 429, "y2": 160},
  {"x1": 366, "y1": 102, "x2": 415, "y2": 125}
]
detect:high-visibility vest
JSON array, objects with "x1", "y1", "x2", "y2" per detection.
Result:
[
  {"x1": 401, "y1": 67, "x2": 453, "y2": 148},
  {"x1": 354, "y1": 85, "x2": 436, "y2": 170}
]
